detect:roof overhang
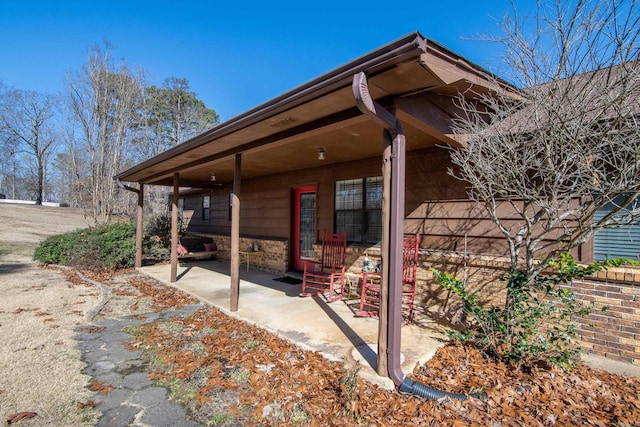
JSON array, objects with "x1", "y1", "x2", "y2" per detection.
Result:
[{"x1": 116, "y1": 32, "x2": 517, "y2": 187}]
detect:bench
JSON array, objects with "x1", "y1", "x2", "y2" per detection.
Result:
[{"x1": 177, "y1": 235, "x2": 217, "y2": 261}]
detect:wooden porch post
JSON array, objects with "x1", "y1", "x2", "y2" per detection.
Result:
[
  {"x1": 134, "y1": 184, "x2": 144, "y2": 268},
  {"x1": 230, "y1": 154, "x2": 242, "y2": 312},
  {"x1": 170, "y1": 173, "x2": 179, "y2": 282},
  {"x1": 377, "y1": 130, "x2": 392, "y2": 376}
]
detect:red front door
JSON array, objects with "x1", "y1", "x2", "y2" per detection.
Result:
[{"x1": 293, "y1": 186, "x2": 316, "y2": 271}]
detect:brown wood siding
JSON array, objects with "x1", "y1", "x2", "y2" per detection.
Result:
[
  {"x1": 210, "y1": 193, "x2": 230, "y2": 233},
  {"x1": 182, "y1": 156, "x2": 382, "y2": 241},
  {"x1": 180, "y1": 145, "x2": 591, "y2": 262},
  {"x1": 181, "y1": 191, "x2": 212, "y2": 232},
  {"x1": 404, "y1": 147, "x2": 591, "y2": 261},
  {"x1": 240, "y1": 184, "x2": 291, "y2": 237},
  {"x1": 180, "y1": 146, "x2": 504, "y2": 254},
  {"x1": 404, "y1": 147, "x2": 508, "y2": 255}
]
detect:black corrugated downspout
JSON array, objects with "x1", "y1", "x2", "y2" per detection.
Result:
[{"x1": 352, "y1": 72, "x2": 485, "y2": 402}]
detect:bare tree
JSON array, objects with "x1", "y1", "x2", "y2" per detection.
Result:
[
  {"x1": 50, "y1": 104, "x2": 86, "y2": 208},
  {"x1": 437, "y1": 0, "x2": 640, "y2": 368},
  {"x1": 0, "y1": 89, "x2": 58, "y2": 204},
  {"x1": 450, "y1": 0, "x2": 640, "y2": 281},
  {"x1": 67, "y1": 43, "x2": 143, "y2": 224},
  {"x1": 0, "y1": 132, "x2": 21, "y2": 199}
]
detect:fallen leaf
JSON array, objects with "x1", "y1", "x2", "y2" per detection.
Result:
[
  {"x1": 89, "y1": 381, "x2": 114, "y2": 395},
  {"x1": 6, "y1": 412, "x2": 37, "y2": 424},
  {"x1": 76, "y1": 400, "x2": 102, "y2": 409},
  {"x1": 11, "y1": 308, "x2": 37, "y2": 314},
  {"x1": 78, "y1": 326, "x2": 106, "y2": 334},
  {"x1": 108, "y1": 271, "x2": 640, "y2": 426}
]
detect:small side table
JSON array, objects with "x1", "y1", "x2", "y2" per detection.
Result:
[
  {"x1": 239, "y1": 250, "x2": 263, "y2": 271},
  {"x1": 357, "y1": 271, "x2": 381, "y2": 317},
  {"x1": 344, "y1": 273, "x2": 363, "y2": 302}
]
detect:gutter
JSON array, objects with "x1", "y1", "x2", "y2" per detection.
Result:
[
  {"x1": 115, "y1": 178, "x2": 139, "y2": 194},
  {"x1": 352, "y1": 71, "x2": 485, "y2": 401}
]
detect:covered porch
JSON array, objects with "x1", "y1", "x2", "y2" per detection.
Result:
[
  {"x1": 139, "y1": 258, "x2": 447, "y2": 389},
  {"x1": 116, "y1": 32, "x2": 513, "y2": 388}
]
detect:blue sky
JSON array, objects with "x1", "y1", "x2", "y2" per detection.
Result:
[{"x1": 0, "y1": 0, "x2": 528, "y2": 121}]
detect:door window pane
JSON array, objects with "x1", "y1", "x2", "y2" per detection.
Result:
[{"x1": 299, "y1": 192, "x2": 316, "y2": 259}]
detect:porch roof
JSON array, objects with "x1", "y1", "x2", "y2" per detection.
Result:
[{"x1": 115, "y1": 32, "x2": 516, "y2": 188}]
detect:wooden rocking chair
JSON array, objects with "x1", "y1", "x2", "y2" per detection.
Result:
[
  {"x1": 299, "y1": 231, "x2": 347, "y2": 303},
  {"x1": 357, "y1": 233, "x2": 421, "y2": 320}
]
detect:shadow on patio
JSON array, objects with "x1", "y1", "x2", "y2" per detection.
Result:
[{"x1": 139, "y1": 258, "x2": 448, "y2": 389}]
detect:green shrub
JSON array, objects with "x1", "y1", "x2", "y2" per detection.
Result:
[
  {"x1": 34, "y1": 222, "x2": 138, "y2": 270},
  {"x1": 97, "y1": 222, "x2": 137, "y2": 269},
  {"x1": 33, "y1": 231, "x2": 80, "y2": 264},
  {"x1": 433, "y1": 253, "x2": 621, "y2": 370}
]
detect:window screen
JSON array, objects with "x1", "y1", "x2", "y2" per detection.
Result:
[
  {"x1": 335, "y1": 177, "x2": 382, "y2": 243},
  {"x1": 594, "y1": 196, "x2": 640, "y2": 260},
  {"x1": 203, "y1": 195, "x2": 210, "y2": 221}
]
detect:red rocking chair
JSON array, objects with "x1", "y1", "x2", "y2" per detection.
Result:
[
  {"x1": 357, "y1": 234, "x2": 421, "y2": 320},
  {"x1": 299, "y1": 231, "x2": 347, "y2": 302}
]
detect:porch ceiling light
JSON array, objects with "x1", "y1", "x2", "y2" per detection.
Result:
[
  {"x1": 318, "y1": 148, "x2": 326, "y2": 161},
  {"x1": 210, "y1": 173, "x2": 216, "y2": 182}
]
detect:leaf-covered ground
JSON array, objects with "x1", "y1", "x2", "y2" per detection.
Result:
[{"x1": 112, "y1": 272, "x2": 639, "y2": 426}]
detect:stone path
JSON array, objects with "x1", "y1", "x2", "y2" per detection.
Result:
[{"x1": 75, "y1": 304, "x2": 205, "y2": 427}]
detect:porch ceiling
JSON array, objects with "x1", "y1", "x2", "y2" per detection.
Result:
[
  {"x1": 144, "y1": 113, "x2": 443, "y2": 187},
  {"x1": 116, "y1": 32, "x2": 516, "y2": 188}
]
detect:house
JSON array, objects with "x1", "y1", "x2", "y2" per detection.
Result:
[
  {"x1": 116, "y1": 32, "x2": 519, "y2": 271},
  {"x1": 116, "y1": 32, "x2": 640, "y2": 367}
]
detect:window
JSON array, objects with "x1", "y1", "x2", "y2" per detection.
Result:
[
  {"x1": 202, "y1": 195, "x2": 210, "y2": 221},
  {"x1": 594, "y1": 196, "x2": 640, "y2": 260},
  {"x1": 335, "y1": 176, "x2": 382, "y2": 243},
  {"x1": 178, "y1": 198, "x2": 184, "y2": 230}
]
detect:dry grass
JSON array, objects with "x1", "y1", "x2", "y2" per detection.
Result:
[{"x1": 0, "y1": 204, "x2": 101, "y2": 426}]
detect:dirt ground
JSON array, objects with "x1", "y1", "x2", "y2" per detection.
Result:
[{"x1": 0, "y1": 204, "x2": 100, "y2": 426}]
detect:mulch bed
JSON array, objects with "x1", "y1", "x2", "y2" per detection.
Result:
[{"x1": 107, "y1": 270, "x2": 639, "y2": 426}]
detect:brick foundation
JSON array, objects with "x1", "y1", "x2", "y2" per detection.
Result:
[
  {"x1": 203, "y1": 234, "x2": 288, "y2": 273},
  {"x1": 345, "y1": 247, "x2": 640, "y2": 366}
]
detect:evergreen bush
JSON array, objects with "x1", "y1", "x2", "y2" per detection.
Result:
[{"x1": 34, "y1": 222, "x2": 144, "y2": 270}]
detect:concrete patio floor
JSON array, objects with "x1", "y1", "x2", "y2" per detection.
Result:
[{"x1": 139, "y1": 258, "x2": 448, "y2": 389}]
